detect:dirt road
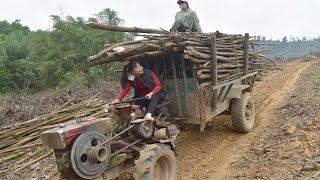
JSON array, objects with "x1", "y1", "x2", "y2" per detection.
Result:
[
  {"x1": 176, "y1": 60, "x2": 314, "y2": 179},
  {"x1": 0, "y1": 61, "x2": 320, "y2": 180}
]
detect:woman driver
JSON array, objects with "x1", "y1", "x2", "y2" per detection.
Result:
[{"x1": 113, "y1": 61, "x2": 166, "y2": 121}]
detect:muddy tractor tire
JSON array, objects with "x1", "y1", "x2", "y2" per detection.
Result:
[
  {"x1": 134, "y1": 144, "x2": 177, "y2": 180},
  {"x1": 231, "y1": 92, "x2": 255, "y2": 133}
]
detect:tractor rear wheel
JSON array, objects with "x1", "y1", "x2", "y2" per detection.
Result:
[
  {"x1": 134, "y1": 144, "x2": 177, "y2": 180},
  {"x1": 231, "y1": 92, "x2": 255, "y2": 133}
]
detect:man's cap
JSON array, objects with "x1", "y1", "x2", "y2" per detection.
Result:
[{"x1": 177, "y1": 0, "x2": 189, "y2": 4}]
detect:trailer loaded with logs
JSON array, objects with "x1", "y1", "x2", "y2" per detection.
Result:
[{"x1": 40, "y1": 23, "x2": 276, "y2": 180}]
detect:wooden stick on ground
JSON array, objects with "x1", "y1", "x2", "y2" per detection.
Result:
[{"x1": 14, "y1": 151, "x2": 53, "y2": 173}]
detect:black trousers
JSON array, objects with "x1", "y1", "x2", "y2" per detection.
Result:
[{"x1": 135, "y1": 93, "x2": 164, "y2": 115}]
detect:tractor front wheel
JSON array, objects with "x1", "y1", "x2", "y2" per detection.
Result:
[{"x1": 134, "y1": 144, "x2": 177, "y2": 180}]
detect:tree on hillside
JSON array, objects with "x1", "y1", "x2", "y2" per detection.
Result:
[
  {"x1": 282, "y1": 36, "x2": 288, "y2": 44},
  {"x1": 260, "y1": 36, "x2": 320, "y2": 58},
  {"x1": 92, "y1": 8, "x2": 124, "y2": 25},
  {"x1": 0, "y1": 8, "x2": 129, "y2": 94},
  {"x1": 27, "y1": 8, "x2": 128, "y2": 89},
  {"x1": 0, "y1": 39, "x2": 9, "y2": 93},
  {"x1": 0, "y1": 20, "x2": 35, "y2": 92},
  {"x1": 0, "y1": 20, "x2": 30, "y2": 35}
]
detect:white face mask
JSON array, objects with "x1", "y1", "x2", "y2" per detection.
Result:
[{"x1": 128, "y1": 74, "x2": 135, "y2": 81}]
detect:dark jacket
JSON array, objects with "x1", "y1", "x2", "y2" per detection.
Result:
[{"x1": 130, "y1": 69, "x2": 166, "y2": 99}]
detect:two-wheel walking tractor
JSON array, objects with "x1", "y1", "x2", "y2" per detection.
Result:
[{"x1": 40, "y1": 34, "x2": 257, "y2": 180}]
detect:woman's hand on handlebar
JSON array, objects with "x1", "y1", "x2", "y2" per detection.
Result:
[
  {"x1": 112, "y1": 99, "x2": 120, "y2": 104},
  {"x1": 145, "y1": 92, "x2": 154, "y2": 100}
]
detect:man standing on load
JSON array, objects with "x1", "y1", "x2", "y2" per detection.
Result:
[{"x1": 171, "y1": 0, "x2": 202, "y2": 32}]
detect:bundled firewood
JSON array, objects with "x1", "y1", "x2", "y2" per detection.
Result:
[
  {"x1": 86, "y1": 23, "x2": 277, "y2": 84},
  {"x1": 0, "y1": 96, "x2": 109, "y2": 176}
]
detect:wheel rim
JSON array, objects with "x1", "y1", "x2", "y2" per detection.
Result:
[
  {"x1": 153, "y1": 156, "x2": 173, "y2": 180},
  {"x1": 71, "y1": 131, "x2": 110, "y2": 179},
  {"x1": 245, "y1": 103, "x2": 252, "y2": 122}
]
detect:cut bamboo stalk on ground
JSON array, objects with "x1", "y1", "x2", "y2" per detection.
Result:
[{"x1": 14, "y1": 151, "x2": 53, "y2": 173}]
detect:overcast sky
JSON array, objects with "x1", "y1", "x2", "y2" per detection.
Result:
[{"x1": 1, "y1": 0, "x2": 320, "y2": 39}]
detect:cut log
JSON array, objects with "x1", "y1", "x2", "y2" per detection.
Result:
[{"x1": 87, "y1": 23, "x2": 167, "y2": 34}]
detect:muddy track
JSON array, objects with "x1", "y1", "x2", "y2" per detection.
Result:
[{"x1": 175, "y1": 60, "x2": 313, "y2": 179}]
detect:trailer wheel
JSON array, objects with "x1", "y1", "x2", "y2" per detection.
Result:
[
  {"x1": 134, "y1": 144, "x2": 177, "y2": 180},
  {"x1": 231, "y1": 92, "x2": 255, "y2": 133}
]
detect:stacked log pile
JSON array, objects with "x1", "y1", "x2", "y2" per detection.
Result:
[{"x1": 86, "y1": 23, "x2": 277, "y2": 83}]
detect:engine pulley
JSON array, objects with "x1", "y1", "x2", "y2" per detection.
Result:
[{"x1": 70, "y1": 131, "x2": 111, "y2": 179}]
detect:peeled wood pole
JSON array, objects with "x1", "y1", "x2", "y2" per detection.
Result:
[
  {"x1": 210, "y1": 35, "x2": 218, "y2": 109},
  {"x1": 87, "y1": 23, "x2": 166, "y2": 34},
  {"x1": 180, "y1": 55, "x2": 188, "y2": 106},
  {"x1": 243, "y1": 33, "x2": 250, "y2": 75},
  {"x1": 171, "y1": 57, "x2": 183, "y2": 116}
]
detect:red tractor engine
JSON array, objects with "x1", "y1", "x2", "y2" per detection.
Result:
[{"x1": 41, "y1": 118, "x2": 114, "y2": 179}]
